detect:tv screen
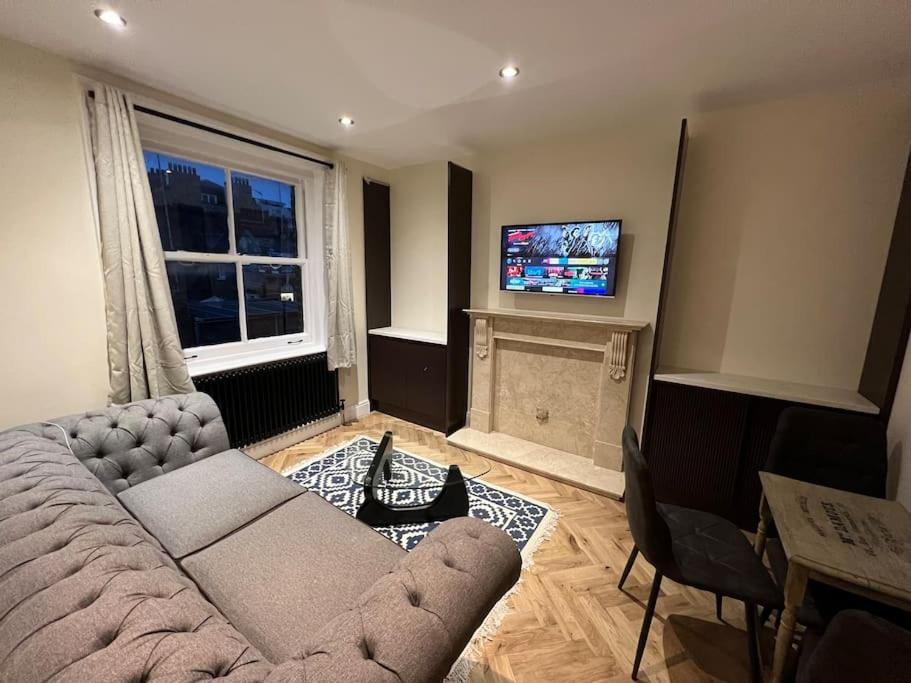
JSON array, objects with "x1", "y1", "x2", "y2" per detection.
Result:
[{"x1": 500, "y1": 220, "x2": 621, "y2": 297}]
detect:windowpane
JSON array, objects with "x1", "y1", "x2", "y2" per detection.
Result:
[
  {"x1": 243, "y1": 264, "x2": 304, "y2": 339},
  {"x1": 232, "y1": 171, "x2": 298, "y2": 257},
  {"x1": 145, "y1": 151, "x2": 229, "y2": 253},
  {"x1": 166, "y1": 262, "x2": 240, "y2": 348}
]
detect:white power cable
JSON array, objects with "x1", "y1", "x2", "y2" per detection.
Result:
[{"x1": 41, "y1": 421, "x2": 75, "y2": 455}]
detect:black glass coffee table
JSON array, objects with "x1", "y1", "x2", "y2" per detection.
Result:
[{"x1": 354, "y1": 431, "x2": 490, "y2": 526}]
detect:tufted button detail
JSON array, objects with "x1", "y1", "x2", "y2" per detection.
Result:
[
  {"x1": 408, "y1": 591, "x2": 421, "y2": 607},
  {"x1": 441, "y1": 556, "x2": 453, "y2": 568}
]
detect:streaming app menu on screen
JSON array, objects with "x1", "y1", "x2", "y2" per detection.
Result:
[{"x1": 500, "y1": 221, "x2": 620, "y2": 297}]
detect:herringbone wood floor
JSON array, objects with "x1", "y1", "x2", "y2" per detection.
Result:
[{"x1": 262, "y1": 413, "x2": 773, "y2": 682}]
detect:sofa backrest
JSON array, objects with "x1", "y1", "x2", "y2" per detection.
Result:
[
  {"x1": 0, "y1": 423, "x2": 273, "y2": 682},
  {"x1": 19, "y1": 392, "x2": 229, "y2": 494}
]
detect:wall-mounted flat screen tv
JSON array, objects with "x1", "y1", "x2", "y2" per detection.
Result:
[{"x1": 500, "y1": 220, "x2": 621, "y2": 297}]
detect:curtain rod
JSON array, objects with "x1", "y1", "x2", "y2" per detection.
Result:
[{"x1": 87, "y1": 90, "x2": 334, "y2": 170}]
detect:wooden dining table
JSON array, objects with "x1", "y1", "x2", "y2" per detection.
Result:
[{"x1": 754, "y1": 472, "x2": 911, "y2": 682}]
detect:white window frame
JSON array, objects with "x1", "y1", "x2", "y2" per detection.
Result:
[{"x1": 136, "y1": 108, "x2": 328, "y2": 377}]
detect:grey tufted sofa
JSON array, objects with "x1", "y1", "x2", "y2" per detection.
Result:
[{"x1": 0, "y1": 392, "x2": 521, "y2": 682}]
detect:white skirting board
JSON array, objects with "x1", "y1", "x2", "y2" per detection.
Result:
[{"x1": 344, "y1": 399, "x2": 371, "y2": 422}]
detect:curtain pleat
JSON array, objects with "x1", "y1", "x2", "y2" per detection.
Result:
[
  {"x1": 87, "y1": 84, "x2": 195, "y2": 403},
  {"x1": 323, "y1": 162, "x2": 356, "y2": 370}
]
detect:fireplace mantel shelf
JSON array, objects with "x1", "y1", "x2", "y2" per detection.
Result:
[{"x1": 464, "y1": 308, "x2": 649, "y2": 330}]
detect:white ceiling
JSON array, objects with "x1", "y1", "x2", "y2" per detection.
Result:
[{"x1": 2, "y1": 0, "x2": 910, "y2": 168}]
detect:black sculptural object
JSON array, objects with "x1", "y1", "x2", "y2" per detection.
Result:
[{"x1": 355, "y1": 431, "x2": 470, "y2": 526}]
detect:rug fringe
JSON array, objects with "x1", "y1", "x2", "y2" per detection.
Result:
[{"x1": 445, "y1": 506, "x2": 560, "y2": 682}]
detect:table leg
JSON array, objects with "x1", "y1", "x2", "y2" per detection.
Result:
[
  {"x1": 754, "y1": 493, "x2": 770, "y2": 556},
  {"x1": 771, "y1": 563, "x2": 808, "y2": 683}
]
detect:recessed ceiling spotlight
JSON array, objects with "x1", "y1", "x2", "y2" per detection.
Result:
[
  {"x1": 338, "y1": 116, "x2": 355, "y2": 128},
  {"x1": 94, "y1": 9, "x2": 127, "y2": 27},
  {"x1": 498, "y1": 65, "x2": 520, "y2": 80}
]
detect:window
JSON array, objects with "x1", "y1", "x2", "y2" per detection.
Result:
[{"x1": 141, "y1": 143, "x2": 324, "y2": 375}]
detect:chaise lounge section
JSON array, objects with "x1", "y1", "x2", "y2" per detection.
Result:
[{"x1": 0, "y1": 392, "x2": 521, "y2": 682}]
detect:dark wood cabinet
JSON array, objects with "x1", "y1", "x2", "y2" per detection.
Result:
[
  {"x1": 643, "y1": 380, "x2": 868, "y2": 530},
  {"x1": 363, "y1": 162, "x2": 473, "y2": 435},
  {"x1": 368, "y1": 334, "x2": 447, "y2": 431}
]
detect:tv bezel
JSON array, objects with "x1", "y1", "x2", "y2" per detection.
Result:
[{"x1": 499, "y1": 219, "x2": 622, "y2": 298}]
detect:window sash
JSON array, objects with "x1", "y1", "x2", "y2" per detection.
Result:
[{"x1": 139, "y1": 139, "x2": 325, "y2": 374}]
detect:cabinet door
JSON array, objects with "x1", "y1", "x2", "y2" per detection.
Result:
[
  {"x1": 405, "y1": 342, "x2": 447, "y2": 419},
  {"x1": 368, "y1": 335, "x2": 404, "y2": 406},
  {"x1": 643, "y1": 381, "x2": 748, "y2": 521}
]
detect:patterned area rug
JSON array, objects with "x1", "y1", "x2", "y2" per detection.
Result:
[{"x1": 284, "y1": 435, "x2": 557, "y2": 562}]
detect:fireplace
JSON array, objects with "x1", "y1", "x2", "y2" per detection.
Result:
[{"x1": 448, "y1": 308, "x2": 647, "y2": 498}]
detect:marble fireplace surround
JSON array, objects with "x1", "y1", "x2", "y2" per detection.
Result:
[{"x1": 449, "y1": 308, "x2": 647, "y2": 498}]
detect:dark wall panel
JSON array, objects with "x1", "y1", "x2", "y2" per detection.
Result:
[
  {"x1": 644, "y1": 119, "x2": 689, "y2": 433},
  {"x1": 859, "y1": 149, "x2": 911, "y2": 421},
  {"x1": 445, "y1": 162, "x2": 473, "y2": 434},
  {"x1": 363, "y1": 180, "x2": 391, "y2": 331}
]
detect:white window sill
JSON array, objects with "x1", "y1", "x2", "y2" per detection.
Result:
[{"x1": 188, "y1": 342, "x2": 328, "y2": 377}]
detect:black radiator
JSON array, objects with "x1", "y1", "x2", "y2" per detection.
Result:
[{"x1": 194, "y1": 352, "x2": 341, "y2": 448}]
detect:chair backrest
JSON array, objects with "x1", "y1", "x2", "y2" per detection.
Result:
[
  {"x1": 622, "y1": 425, "x2": 673, "y2": 569},
  {"x1": 765, "y1": 407, "x2": 887, "y2": 499}
]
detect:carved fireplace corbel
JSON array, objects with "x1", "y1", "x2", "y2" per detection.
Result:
[
  {"x1": 475, "y1": 318, "x2": 489, "y2": 359},
  {"x1": 609, "y1": 330, "x2": 629, "y2": 380}
]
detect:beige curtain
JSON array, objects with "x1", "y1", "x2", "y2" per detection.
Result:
[
  {"x1": 87, "y1": 83, "x2": 195, "y2": 403},
  {"x1": 323, "y1": 162, "x2": 356, "y2": 370}
]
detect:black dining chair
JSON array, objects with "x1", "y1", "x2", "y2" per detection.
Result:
[
  {"x1": 759, "y1": 407, "x2": 889, "y2": 626},
  {"x1": 765, "y1": 407, "x2": 887, "y2": 498},
  {"x1": 619, "y1": 426, "x2": 782, "y2": 681}
]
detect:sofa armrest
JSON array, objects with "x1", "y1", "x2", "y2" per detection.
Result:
[
  {"x1": 266, "y1": 517, "x2": 521, "y2": 683},
  {"x1": 9, "y1": 392, "x2": 229, "y2": 494}
]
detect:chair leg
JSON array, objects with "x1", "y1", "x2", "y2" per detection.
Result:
[
  {"x1": 715, "y1": 593, "x2": 723, "y2": 621},
  {"x1": 632, "y1": 571, "x2": 663, "y2": 680},
  {"x1": 744, "y1": 601, "x2": 762, "y2": 683},
  {"x1": 618, "y1": 546, "x2": 639, "y2": 590}
]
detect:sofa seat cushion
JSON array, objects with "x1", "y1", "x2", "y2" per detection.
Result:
[
  {"x1": 180, "y1": 493, "x2": 406, "y2": 663},
  {"x1": 118, "y1": 448, "x2": 305, "y2": 559}
]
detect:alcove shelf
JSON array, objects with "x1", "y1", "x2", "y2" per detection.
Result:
[
  {"x1": 368, "y1": 327, "x2": 446, "y2": 346},
  {"x1": 363, "y1": 162, "x2": 473, "y2": 433},
  {"x1": 654, "y1": 368, "x2": 879, "y2": 415}
]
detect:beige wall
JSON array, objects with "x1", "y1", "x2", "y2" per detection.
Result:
[
  {"x1": 0, "y1": 36, "x2": 374, "y2": 424},
  {"x1": 471, "y1": 117, "x2": 683, "y2": 430},
  {"x1": 0, "y1": 38, "x2": 110, "y2": 428},
  {"x1": 661, "y1": 80, "x2": 911, "y2": 389},
  {"x1": 389, "y1": 161, "x2": 448, "y2": 334}
]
